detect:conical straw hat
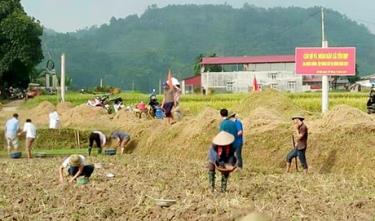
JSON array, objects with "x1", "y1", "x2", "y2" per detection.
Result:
[
  {"x1": 212, "y1": 131, "x2": 235, "y2": 146},
  {"x1": 69, "y1": 154, "x2": 81, "y2": 167}
]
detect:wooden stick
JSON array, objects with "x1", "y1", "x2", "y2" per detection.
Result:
[
  {"x1": 292, "y1": 135, "x2": 298, "y2": 172},
  {"x1": 77, "y1": 130, "x2": 80, "y2": 149}
]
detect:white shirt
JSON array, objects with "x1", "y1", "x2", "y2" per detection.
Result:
[
  {"x1": 49, "y1": 111, "x2": 60, "y2": 129},
  {"x1": 23, "y1": 122, "x2": 36, "y2": 138},
  {"x1": 93, "y1": 131, "x2": 106, "y2": 146},
  {"x1": 62, "y1": 155, "x2": 85, "y2": 168}
]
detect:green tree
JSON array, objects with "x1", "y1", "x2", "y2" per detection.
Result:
[
  {"x1": 0, "y1": 0, "x2": 43, "y2": 93},
  {"x1": 193, "y1": 53, "x2": 222, "y2": 75}
]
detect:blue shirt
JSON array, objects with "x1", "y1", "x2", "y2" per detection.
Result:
[
  {"x1": 219, "y1": 119, "x2": 238, "y2": 139},
  {"x1": 5, "y1": 117, "x2": 19, "y2": 138},
  {"x1": 234, "y1": 119, "x2": 243, "y2": 145}
]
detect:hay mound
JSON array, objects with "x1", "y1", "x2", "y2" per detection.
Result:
[
  {"x1": 234, "y1": 90, "x2": 302, "y2": 120},
  {"x1": 320, "y1": 105, "x2": 375, "y2": 129},
  {"x1": 33, "y1": 101, "x2": 55, "y2": 113},
  {"x1": 56, "y1": 102, "x2": 73, "y2": 112},
  {"x1": 28, "y1": 101, "x2": 55, "y2": 125},
  {"x1": 247, "y1": 107, "x2": 284, "y2": 126},
  {"x1": 177, "y1": 107, "x2": 220, "y2": 143},
  {"x1": 61, "y1": 104, "x2": 109, "y2": 128},
  {"x1": 244, "y1": 107, "x2": 287, "y2": 134}
]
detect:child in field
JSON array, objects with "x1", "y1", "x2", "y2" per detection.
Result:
[
  {"x1": 19, "y1": 119, "x2": 36, "y2": 159},
  {"x1": 59, "y1": 154, "x2": 94, "y2": 183}
]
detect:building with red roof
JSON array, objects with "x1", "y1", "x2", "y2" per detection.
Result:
[{"x1": 198, "y1": 54, "x2": 308, "y2": 93}]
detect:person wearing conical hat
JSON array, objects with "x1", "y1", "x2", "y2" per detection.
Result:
[
  {"x1": 208, "y1": 131, "x2": 237, "y2": 193},
  {"x1": 286, "y1": 115, "x2": 309, "y2": 173},
  {"x1": 59, "y1": 154, "x2": 94, "y2": 184}
]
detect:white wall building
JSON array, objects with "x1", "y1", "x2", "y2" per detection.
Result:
[{"x1": 200, "y1": 55, "x2": 307, "y2": 93}]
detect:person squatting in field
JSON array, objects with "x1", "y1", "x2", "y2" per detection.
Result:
[
  {"x1": 59, "y1": 154, "x2": 94, "y2": 183},
  {"x1": 286, "y1": 115, "x2": 309, "y2": 174},
  {"x1": 208, "y1": 131, "x2": 237, "y2": 192},
  {"x1": 88, "y1": 130, "x2": 107, "y2": 156},
  {"x1": 110, "y1": 131, "x2": 131, "y2": 155}
]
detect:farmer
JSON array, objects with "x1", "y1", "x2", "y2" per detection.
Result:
[
  {"x1": 59, "y1": 154, "x2": 94, "y2": 184},
  {"x1": 4, "y1": 113, "x2": 20, "y2": 153},
  {"x1": 49, "y1": 109, "x2": 60, "y2": 129},
  {"x1": 219, "y1": 109, "x2": 238, "y2": 141},
  {"x1": 135, "y1": 101, "x2": 147, "y2": 118},
  {"x1": 233, "y1": 114, "x2": 244, "y2": 169},
  {"x1": 174, "y1": 84, "x2": 182, "y2": 107},
  {"x1": 148, "y1": 95, "x2": 159, "y2": 117},
  {"x1": 161, "y1": 82, "x2": 176, "y2": 125},
  {"x1": 88, "y1": 130, "x2": 106, "y2": 156},
  {"x1": 208, "y1": 131, "x2": 237, "y2": 192},
  {"x1": 110, "y1": 131, "x2": 130, "y2": 154},
  {"x1": 286, "y1": 115, "x2": 309, "y2": 173},
  {"x1": 19, "y1": 119, "x2": 36, "y2": 159}
]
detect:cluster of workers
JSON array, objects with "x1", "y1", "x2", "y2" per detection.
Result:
[
  {"x1": 208, "y1": 109, "x2": 308, "y2": 192},
  {"x1": 135, "y1": 81, "x2": 182, "y2": 124},
  {"x1": 3, "y1": 109, "x2": 62, "y2": 159},
  {"x1": 4, "y1": 105, "x2": 308, "y2": 192},
  {"x1": 3, "y1": 111, "x2": 131, "y2": 185}
]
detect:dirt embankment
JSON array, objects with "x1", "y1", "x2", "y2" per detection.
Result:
[
  {"x1": 5, "y1": 91, "x2": 375, "y2": 175},
  {"x1": 1, "y1": 92, "x2": 375, "y2": 220}
]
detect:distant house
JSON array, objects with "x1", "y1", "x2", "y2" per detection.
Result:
[
  {"x1": 199, "y1": 55, "x2": 308, "y2": 93},
  {"x1": 352, "y1": 74, "x2": 375, "y2": 91},
  {"x1": 303, "y1": 76, "x2": 350, "y2": 91},
  {"x1": 181, "y1": 75, "x2": 201, "y2": 94}
]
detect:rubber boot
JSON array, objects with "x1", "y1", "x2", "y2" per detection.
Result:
[
  {"x1": 208, "y1": 171, "x2": 215, "y2": 192},
  {"x1": 221, "y1": 173, "x2": 229, "y2": 192},
  {"x1": 88, "y1": 147, "x2": 92, "y2": 156}
]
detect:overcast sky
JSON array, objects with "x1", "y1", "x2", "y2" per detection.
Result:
[{"x1": 21, "y1": 0, "x2": 375, "y2": 33}]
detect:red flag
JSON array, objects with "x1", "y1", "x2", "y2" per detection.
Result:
[
  {"x1": 167, "y1": 69, "x2": 173, "y2": 88},
  {"x1": 252, "y1": 76, "x2": 259, "y2": 92}
]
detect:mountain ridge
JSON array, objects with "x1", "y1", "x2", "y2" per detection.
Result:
[{"x1": 41, "y1": 4, "x2": 375, "y2": 91}]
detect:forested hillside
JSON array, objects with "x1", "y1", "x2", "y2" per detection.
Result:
[{"x1": 41, "y1": 4, "x2": 375, "y2": 91}]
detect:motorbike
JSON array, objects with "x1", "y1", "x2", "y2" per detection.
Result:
[{"x1": 367, "y1": 88, "x2": 375, "y2": 114}]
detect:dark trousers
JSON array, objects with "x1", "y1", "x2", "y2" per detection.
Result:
[
  {"x1": 286, "y1": 148, "x2": 308, "y2": 169},
  {"x1": 235, "y1": 143, "x2": 243, "y2": 168},
  {"x1": 88, "y1": 133, "x2": 102, "y2": 155},
  {"x1": 208, "y1": 162, "x2": 230, "y2": 192},
  {"x1": 68, "y1": 165, "x2": 95, "y2": 178}
]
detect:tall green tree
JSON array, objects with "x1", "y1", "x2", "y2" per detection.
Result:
[{"x1": 0, "y1": 0, "x2": 43, "y2": 92}]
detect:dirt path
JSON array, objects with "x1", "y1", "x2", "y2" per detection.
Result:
[{"x1": 1, "y1": 100, "x2": 23, "y2": 112}]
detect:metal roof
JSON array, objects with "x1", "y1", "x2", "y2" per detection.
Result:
[{"x1": 201, "y1": 55, "x2": 295, "y2": 65}]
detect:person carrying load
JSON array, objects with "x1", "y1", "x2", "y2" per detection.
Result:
[{"x1": 208, "y1": 131, "x2": 237, "y2": 193}]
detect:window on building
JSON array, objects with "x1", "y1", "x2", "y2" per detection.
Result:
[
  {"x1": 269, "y1": 73, "x2": 277, "y2": 80},
  {"x1": 288, "y1": 81, "x2": 296, "y2": 90},
  {"x1": 226, "y1": 81, "x2": 235, "y2": 92},
  {"x1": 271, "y1": 83, "x2": 278, "y2": 89}
]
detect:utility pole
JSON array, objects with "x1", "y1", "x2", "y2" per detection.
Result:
[
  {"x1": 159, "y1": 79, "x2": 161, "y2": 95},
  {"x1": 321, "y1": 7, "x2": 329, "y2": 113},
  {"x1": 61, "y1": 53, "x2": 65, "y2": 102}
]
